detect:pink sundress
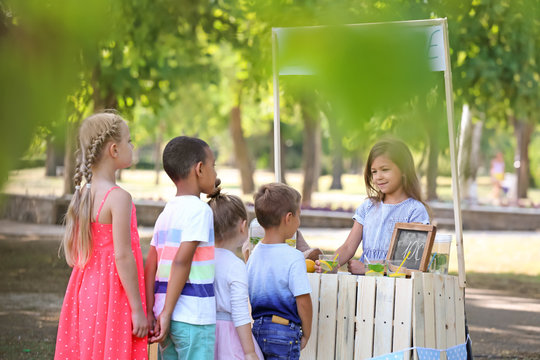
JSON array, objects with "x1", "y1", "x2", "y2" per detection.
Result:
[{"x1": 55, "y1": 186, "x2": 147, "y2": 359}]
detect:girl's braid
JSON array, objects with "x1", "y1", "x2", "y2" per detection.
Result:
[
  {"x1": 73, "y1": 149, "x2": 83, "y2": 189},
  {"x1": 83, "y1": 122, "x2": 120, "y2": 183}
]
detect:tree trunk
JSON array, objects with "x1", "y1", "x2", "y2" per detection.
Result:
[
  {"x1": 468, "y1": 120, "x2": 483, "y2": 202},
  {"x1": 328, "y1": 117, "x2": 343, "y2": 190},
  {"x1": 301, "y1": 104, "x2": 320, "y2": 207},
  {"x1": 229, "y1": 105, "x2": 255, "y2": 194},
  {"x1": 513, "y1": 117, "x2": 533, "y2": 200},
  {"x1": 63, "y1": 120, "x2": 79, "y2": 195},
  {"x1": 45, "y1": 130, "x2": 65, "y2": 177}
]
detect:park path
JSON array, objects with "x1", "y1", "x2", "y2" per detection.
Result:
[{"x1": 1, "y1": 220, "x2": 539, "y2": 358}]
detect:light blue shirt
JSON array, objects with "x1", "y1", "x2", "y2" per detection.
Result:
[
  {"x1": 247, "y1": 243, "x2": 311, "y2": 324},
  {"x1": 353, "y1": 197, "x2": 430, "y2": 262}
]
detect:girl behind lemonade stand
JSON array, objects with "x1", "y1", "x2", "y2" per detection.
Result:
[{"x1": 316, "y1": 137, "x2": 431, "y2": 274}]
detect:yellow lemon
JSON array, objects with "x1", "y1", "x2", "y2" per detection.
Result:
[{"x1": 305, "y1": 259, "x2": 315, "y2": 273}]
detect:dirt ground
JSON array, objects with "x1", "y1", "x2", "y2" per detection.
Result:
[{"x1": 1, "y1": 237, "x2": 539, "y2": 359}]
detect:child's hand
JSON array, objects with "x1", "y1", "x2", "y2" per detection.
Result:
[
  {"x1": 314, "y1": 260, "x2": 322, "y2": 273},
  {"x1": 146, "y1": 312, "x2": 156, "y2": 340},
  {"x1": 132, "y1": 309, "x2": 149, "y2": 338},
  {"x1": 300, "y1": 335, "x2": 309, "y2": 350},
  {"x1": 347, "y1": 259, "x2": 366, "y2": 275},
  {"x1": 149, "y1": 312, "x2": 170, "y2": 343}
]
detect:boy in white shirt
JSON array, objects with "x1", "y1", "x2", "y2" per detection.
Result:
[{"x1": 145, "y1": 136, "x2": 218, "y2": 360}]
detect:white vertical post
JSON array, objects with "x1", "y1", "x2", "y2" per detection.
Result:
[
  {"x1": 272, "y1": 30, "x2": 282, "y2": 183},
  {"x1": 441, "y1": 18, "x2": 466, "y2": 288}
]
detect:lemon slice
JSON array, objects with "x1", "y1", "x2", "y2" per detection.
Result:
[
  {"x1": 389, "y1": 272, "x2": 406, "y2": 278},
  {"x1": 285, "y1": 238, "x2": 296, "y2": 247},
  {"x1": 365, "y1": 270, "x2": 375, "y2": 274},
  {"x1": 319, "y1": 260, "x2": 333, "y2": 273}
]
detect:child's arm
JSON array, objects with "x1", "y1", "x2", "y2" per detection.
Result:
[
  {"x1": 150, "y1": 241, "x2": 199, "y2": 343},
  {"x1": 144, "y1": 245, "x2": 158, "y2": 339},
  {"x1": 315, "y1": 222, "x2": 363, "y2": 272},
  {"x1": 229, "y1": 269, "x2": 258, "y2": 359},
  {"x1": 236, "y1": 324, "x2": 259, "y2": 360},
  {"x1": 110, "y1": 190, "x2": 148, "y2": 339},
  {"x1": 296, "y1": 293, "x2": 313, "y2": 350}
]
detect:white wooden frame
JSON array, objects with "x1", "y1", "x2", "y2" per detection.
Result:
[
  {"x1": 298, "y1": 272, "x2": 465, "y2": 360},
  {"x1": 272, "y1": 18, "x2": 466, "y2": 287}
]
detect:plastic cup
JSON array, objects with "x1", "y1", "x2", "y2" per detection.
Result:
[
  {"x1": 285, "y1": 232, "x2": 297, "y2": 248},
  {"x1": 248, "y1": 218, "x2": 264, "y2": 252},
  {"x1": 386, "y1": 259, "x2": 407, "y2": 278},
  {"x1": 429, "y1": 234, "x2": 452, "y2": 274},
  {"x1": 365, "y1": 260, "x2": 386, "y2": 277},
  {"x1": 319, "y1": 254, "x2": 339, "y2": 274}
]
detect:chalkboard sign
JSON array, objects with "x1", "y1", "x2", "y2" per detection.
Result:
[{"x1": 386, "y1": 223, "x2": 436, "y2": 274}]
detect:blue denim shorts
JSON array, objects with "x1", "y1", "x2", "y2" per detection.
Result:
[{"x1": 252, "y1": 316, "x2": 302, "y2": 360}]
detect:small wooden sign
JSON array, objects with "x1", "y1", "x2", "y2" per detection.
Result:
[{"x1": 386, "y1": 223, "x2": 436, "y2": 274}]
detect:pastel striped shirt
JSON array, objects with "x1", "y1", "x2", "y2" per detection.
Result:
[{"x1": 151, "y1": 195, "x2": 216, "y2": 325}]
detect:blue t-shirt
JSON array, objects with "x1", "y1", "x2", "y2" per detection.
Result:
[
  {"x1": 353, "y1": 197, "x2": 430, "y2": 262},
  {"x1": 247, "y1": 243, "x2": 311, "y2": 324}
]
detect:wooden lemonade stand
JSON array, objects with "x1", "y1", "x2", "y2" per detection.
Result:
[{"x1": 271, "y1": 18, "x2": 468, "y2": 359}]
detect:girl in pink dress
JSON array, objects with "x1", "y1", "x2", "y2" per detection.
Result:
[
  {"x1": 55, "y1": 112, "x2": 148, "y2": 359},
  {"x1": 207, "y1": 188, "x2": 263, "y2": 360}
]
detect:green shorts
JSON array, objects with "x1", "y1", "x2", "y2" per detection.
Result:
[{"x1": 159, "y1": 320, "x2": 216, "y2": 360}]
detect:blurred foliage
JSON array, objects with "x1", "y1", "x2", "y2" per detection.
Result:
[
  {"x1": 0, "y1": 0, "x2": 107, "y2": 188},
  {"x1": 2, "y1": 0, "x2": 539, "y2": 193}
]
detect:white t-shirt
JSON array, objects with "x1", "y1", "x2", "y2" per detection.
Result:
[
  {"x1": 214, "y1": 248, "x2": 252, "y2": 327},
  {"x1": 151, "y1": 195, "x2": 216, "y2": 325}
]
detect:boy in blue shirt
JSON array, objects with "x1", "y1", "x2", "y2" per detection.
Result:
[{"x1": 247, "y1": 183, "x2": 312, "y2": 360}]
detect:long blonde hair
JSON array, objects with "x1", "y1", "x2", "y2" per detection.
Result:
[{"x1": 62, "y1": 112, "x2": 125, "y2": 267}]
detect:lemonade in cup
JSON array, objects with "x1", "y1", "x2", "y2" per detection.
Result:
[
  {"x1": 365, "y1": 259, "x2": 385, "y2": 277},
  {"x1": 285, "y1": 231, "x2": 297, "y2": 248},
  {"x1": 319, "y1": 254, "x2": 339, "y2": 274}
]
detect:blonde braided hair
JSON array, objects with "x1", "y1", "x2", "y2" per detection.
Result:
[{"x1": 61, "y1": 112, "x2": 125, "y2": 267}]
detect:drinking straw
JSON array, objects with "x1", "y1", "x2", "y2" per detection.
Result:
[
  {"x1": 396, "y1": 251, "x2": 411, "y2": 274},
  {"x1": 427, "y1": 252, "x2": 437, "y2": 270},
  {"x1": 332, "y1": 253, "x2": 339, "y2": 271},
  {"x1": 364, "y1": 256, "x2": 371, "y2": 264}
]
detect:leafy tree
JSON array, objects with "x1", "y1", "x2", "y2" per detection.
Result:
[{"x1": 441, "y1": 0, "x2": 540, "y2": 199}]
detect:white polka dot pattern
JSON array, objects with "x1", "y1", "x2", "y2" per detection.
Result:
[{"x1": 54, "y1": 200, "x2": 147, "y2": 359}]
